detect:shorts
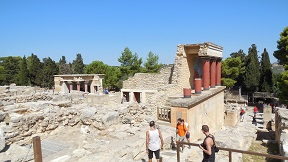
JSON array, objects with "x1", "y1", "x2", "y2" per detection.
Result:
[
  {"x1": 186, "y1": 132, "x2": 190, "y2": 139},
  {"x1": 177, "y1": 134, "x2": 185, "y2": 142},
  {"x1": 148, "y1": 149, "x2": 160, "y2": 159}
]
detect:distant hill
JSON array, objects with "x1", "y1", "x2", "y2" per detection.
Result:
[{"x1": 271, "y1": 63, "x2": 285, "y2": 74}]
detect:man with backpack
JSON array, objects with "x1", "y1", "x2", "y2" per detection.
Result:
[{"x1": 176, "y1": 118, "x2": 187, "y2": 152}]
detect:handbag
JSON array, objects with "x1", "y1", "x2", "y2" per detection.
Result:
[{"x1": 208, "y1": 135, "x2": 219, "y2": 153}]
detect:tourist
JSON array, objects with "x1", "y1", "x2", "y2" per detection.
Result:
[
  {"x1": 121, "y1": 94, "x2": 127, "y2": 104},
  {"x1": 240, "y1": 108, "x2": 245, "y2": 122},
  {"x1": 253, "y1": 106, "x2": 258, "y2": 116},
  {"x1": 252, "y1": 115, "x2": 257, "y2": 126},
  {"x1": 146, "y1": 121, "x2": 164, "y2": 162},
  {"x1": 176, "y1": 118, "x2": 187, "y2": 152},
  {"x1": 183, "y1": 119, "x2": 191, "y2": 149},
  {"x1": 199, "y1": 125, "x2": 216, "y2": 162}
]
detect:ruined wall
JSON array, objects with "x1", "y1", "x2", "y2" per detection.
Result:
[
  {"x1": 123, "y1": 65, "x2": 173, "y2": 90},
  {"x1": 275, "y1": 108, "x2": 288, "y2": 159}
]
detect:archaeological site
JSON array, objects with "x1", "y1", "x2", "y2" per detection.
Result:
[{"x1": 1, "y1": 42, "x2": 288, "y2": 162}]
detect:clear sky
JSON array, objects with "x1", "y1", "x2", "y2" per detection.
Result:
[{"x1": 0, "y1": 0, "x2": 287, "y2": 65}]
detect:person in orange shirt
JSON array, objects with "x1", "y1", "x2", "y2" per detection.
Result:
[{"x1": 176, "y1": 118, "x2": 187, "y2": 152}]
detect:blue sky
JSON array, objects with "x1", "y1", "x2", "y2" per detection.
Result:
[{"x1": 0, "y1": 1, "x2": 287, "y2": 65}]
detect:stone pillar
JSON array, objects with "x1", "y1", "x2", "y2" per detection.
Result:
[
  {"x1": 210, "y1": 59, "x2": 216, "y2": 88},
  {"x1": 202, "y1": 59, "x2": 210, "y2": 90},
  {"x1": 216, "y1": 59, "x2": 222, "y2": 86},
  {"x1": 68, "y1": 81, "x2": 73, "y2": 93},
  {"x1": 84, "y1": 82, "x2": 88, "y2": 92},
  {"x1": 77, "y1": 82, "x2": 81, "y2": 91}
]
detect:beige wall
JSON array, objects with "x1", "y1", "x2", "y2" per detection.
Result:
[{"x1": 171, "y1": 91, "x2": 224, "y2": 140}]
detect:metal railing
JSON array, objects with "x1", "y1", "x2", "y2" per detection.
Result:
[
  {"x1": 176, "y1": 141, "x2": 288, "y2": 162},
  {"x1": 157, "y1": 107, "x2": 171, "y2": 122}
]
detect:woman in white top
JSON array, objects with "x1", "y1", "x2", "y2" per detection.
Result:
[{"x1": 146, "y1": 121, "x2": 164, "y2": 162}]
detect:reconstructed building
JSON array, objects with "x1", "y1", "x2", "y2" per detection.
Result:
[
  {"x1": 54, "y1": 74, "x2": 105, "y2": 94},
  {"x1": 122, "y1": 42, "x2": 226, "y2": 139}
]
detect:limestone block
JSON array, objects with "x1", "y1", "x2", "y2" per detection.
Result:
[
  {"x1": 80, "y1": 107, "x2": 97, "y2": 119},
  {"x1": 50, "y1": 155, "x2": 71, "y2": 162},
  {"x1": 0, "y1": 128, "x2": 5, "y2": 151},
  {"x1": 9, "y1": 113, "x2": 23, "y2": 123},
  {"x1": 101, "y1": 112, "x2": 119, "y2": 127},
  {"x1": 72, "y1": 148, "x2": 91, "y2": 159}
]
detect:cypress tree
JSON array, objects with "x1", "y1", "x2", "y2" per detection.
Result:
[
  {"x1": 259, "y1": 48, "x2": 273, "y2": 92},
  {"x1": 43, "y1": 57, "x2": 59, "y2": 88},
  {"x1": 72, "y1": 53, "x2": 84, "y2": 74},
  {"x1": 19, "y1": 56, "x2": 29, "y2": 86},
  {"x1": 29, "y1": 53, "x2": 43, "y2": 86},
  {"x1": 244, "y1": 44, "x2": 260, "y2": 92},
  {"x1": 58, "y1": 56, "x2": 72, "y2": 74}
]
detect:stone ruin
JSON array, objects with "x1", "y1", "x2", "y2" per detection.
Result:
[{"x1": 0, "y1": 85, "x2": 172, "y2": 161}]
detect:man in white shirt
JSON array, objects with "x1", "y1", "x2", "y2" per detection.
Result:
[{"x1": 146, "y1": 121, "x2": 164, "y2": 162}]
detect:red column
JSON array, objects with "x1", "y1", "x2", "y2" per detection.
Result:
[
  {"x1": 210, "y1": 59, "x2": 216, "y2": 88},
  {"x1": 202, "y1": 59, "x2": 210, "y2": 90},
  {"x1": 195, "y1": 78, "x2": 202, "y2": 94},
  {"x1": 77, "y1": 82, "x2": 81, "y2": 91},
  {"x1": 216, "y1": 59, "x2": 222, "y2": 86},
  {"x1": 69, "y1": 82, "x2": 73, "y2": 93}
]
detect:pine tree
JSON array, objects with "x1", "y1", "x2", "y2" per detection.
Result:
[
  {"x1": 244, "y1": 44, "x2": 260, "y2": 92},
  {"x1": 118, "y1": 47, "x2": 142, "y2": 77},
  {"x1": 273, "y1": 26, "x2": 288, "y2": 68},
  {"x1": 259, "y1": 48, "x2": 273, "y2": 92},
  {"x1": 72, "y1": 53, "x2": 84, "y2": 74},
  {"x1": 42, "y1": 57, "x2": 59, "y2": 88},
  {"x1": 19, "y1": 56, "x2": 29, "y2": 86},
  {"x1": 143, "y1": 51, "x2": 162, "y2": 73}
]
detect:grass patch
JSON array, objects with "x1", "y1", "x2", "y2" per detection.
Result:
[{"x1": 243, "y1": 141, "x2": 280, "y2": 162}]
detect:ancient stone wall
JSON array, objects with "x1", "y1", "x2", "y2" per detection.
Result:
[
  {"x1": 123, "y1": 64, "x2": 173, "y2": 90},
  {"x1": 275, "y1": 108, "x2": 288, "y2": 158}
]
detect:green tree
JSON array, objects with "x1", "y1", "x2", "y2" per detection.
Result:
[
  {"x1": 221, "y1": 57, "x2": 245, "y2": 88},
  {"x1": 0, "y1": 66, "x2": 5, "y2": 85},
  {"x1": 273, "y1": 26, "x2": 288, "y2": 68},
  {"x1": 72, "y1": 53, "x2": 84, "y2": 74},
  {"x1": 0, "y1": 56, "x2": 21, "y2": 85},
  {"x1": 259, "y1": 48, "x2": 273, "y2": 92},
  {"x1": 278, "y1": 71, "x2": 288, "y2": 104},
  {"x1": 29, "y1": 53, "x2": 43, "y2": 86},
  {"x1": 19, "y1": 56, "x2": 29, "y2": 86},
  {"x1": 85, "y1": 61, "x2": 121, "y2": 89},
  {"x1": 143, "y1": 51, "x2": 162, "y2": 73},
  {"x1": 42, "y1": 57, "x2": 59, "y2": 88},
  {"x1": 230, "y1": 49, "x2": 246, "y2": 61},
  {"x1": 58, "y1": 56, "x2": 72, "y2": 74},
  {"x1": 244, "y1": 44, "x2": 260, "y2": 92},
  {"x1": 118, "y1": 47, "x2": 143, "y2": 78}
]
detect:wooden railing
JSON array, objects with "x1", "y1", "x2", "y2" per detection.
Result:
[
  {"x1": 157, "y1": 107, "x2": 171, "y2": 122},
  {"x1": 176, "y1": 141, "x2": 288, "y2": 162}
]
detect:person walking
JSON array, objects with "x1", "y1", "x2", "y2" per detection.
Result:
[
  {"x1": 199, "y1": 125, "x2": 216, "y2": 162},
  {"x1": 146, "y1": 121, "x2": 164, "y2": 162},
  {"x1": 176, "y1": 118, "x2": 187, "y2": 152},
  {"x1": 183, "y1": 119, "x2": 191, "y2": 149},
  {"x1": 240, "y1": 108, "x2": 245, "y2": 122},
  {"x1": 253, "y1": 106, "x2": 258, "y2": 116}
]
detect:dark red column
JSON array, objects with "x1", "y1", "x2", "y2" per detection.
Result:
[
  {"x1": 216, "y1": 59, "x2": 222, "y2": 86},
  {"x1": 202, "y1": 59, "x2": 210, "y2": 90},
  {"x1": 68, "y1": 82, "x2": 73, "y2": 93},
  {"x1": 210, "y1": 59, "x2": 216, "y2": 88},
  {"x1": 194, "y1": 78, "x2": 202, "y2": 94},
  {"x1": 77, "y1": 82, "x2": 81, "y2": 91}
]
